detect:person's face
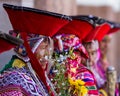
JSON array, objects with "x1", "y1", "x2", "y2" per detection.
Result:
[
  {"x1": 99, "y1": 38, "x2": 110, "y2": 56},
  {"x1": 35, "y1": 41, "x2": 48, "y2": 58},
  {"x1": 85, "y1": 44, "x2": 98, "y2": 66},
  {"x1": 34, "y1": 40, "x2": 49, "y2": 70},
  {"x1": 87, "y1": 49, "x2": 98, "y2": 66}
]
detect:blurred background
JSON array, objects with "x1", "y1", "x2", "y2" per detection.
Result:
[{"x1": 0, "y1": 0, "x2": 120, "y2": 79}]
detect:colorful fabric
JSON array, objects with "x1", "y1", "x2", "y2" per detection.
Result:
[
  {"x1": 66, "y1": 53, "x2": 99, "y2": 95},
  {"x1": 0, "y1": 67, "x2": 49, "y2": 96},
  {"x1": 0, "y1": 55, "x2": 25, "y2": 74},
  {"x1": 53, "y1": 34, "x2": 88, "y2": 58},
  {"x1": 12, "y1": 58, "x2": 26, "y2": 68},
  {"x1": 0, "y1": 57, "x2": 49, "y2": 96},
  {"x1": 4, "y1": 5, "x2": 72, "y2": 96},
  {"x1": 0, "y1": 85, "x2": 29, "y2": 96},
  {"x1": 49, "y1": 34, "x2": 99, "y2": 95},
  {"x1": 0, "y1": 56, "x2": 14, "y2": 74},
  {"x1": 20, "y1": 32, "x2": 54, "y2": 96},
  {"x1": 50, "y1": 52, "x2": 99, "y2": 95}
]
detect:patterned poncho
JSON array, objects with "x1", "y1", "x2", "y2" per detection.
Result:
[{"x1": 0, "y1": 55, "x2": 49, "y2": 96}]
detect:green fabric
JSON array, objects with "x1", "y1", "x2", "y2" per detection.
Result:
[
  {"x1": 87, "y1": 85, "x2": 97, "y2": 90},
  {"x1": 0, "y1": 56, "x2": 16, "y2": 74}
]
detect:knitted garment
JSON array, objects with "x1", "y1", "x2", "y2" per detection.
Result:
[{"x1": 0, "y1": 57, "x2": 49, "y2": 96}]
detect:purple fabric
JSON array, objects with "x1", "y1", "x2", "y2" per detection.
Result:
[
  {"x1": 0, "y1": 85, "x2": 30, "y2": 96},
  {"x1": 0, "y1": 67, "x2": 49, "y2": 96}
]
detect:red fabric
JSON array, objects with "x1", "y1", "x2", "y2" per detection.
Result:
[
  {"x1": 55, "y1": 20, "x2": 94, "y2": 40},
  {"x1": 0, "y1": 38, "x2": 15, "y2": 54},
  {"x1": 107, "y1": 28, "x2": 120, "y2": 34},
  {"x1": 84, "y1": 23, "x2": 111, "y2": 42},
  {"x1": 4, "y1": 8, "x2": 69, "y2": 37},
  {"x1": 83, "y1": 28, "x2": 97, "y2": 42},
  {"x1": 95, "y1": 23, "x2": 111, "y2": 41}
]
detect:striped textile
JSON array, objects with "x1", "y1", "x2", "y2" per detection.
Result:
[{"x1": 75, "y1": 66, "x2": 99, "y2": 95}]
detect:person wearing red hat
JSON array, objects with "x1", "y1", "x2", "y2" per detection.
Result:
[
  {"x1": 0, "y1": 32, "x2": 56, "y2": 96},
  {"x1": 97, "y1": 19, "x2": 120, "y2": 82},
  {"x1": 83, "y1": 40, "x2": 107, "y2": 91},
  {"x1": 48, "y1": 18, "x2": 99, "y2": 95},
  {"x1": 98, "y1": 35, "x2": 120, "y2": 96},
  {"x1": 81, "y1": 16, "x2": 120, "y2": 96},
  {"x1": 0, "y1": 3, "x2": 72, "y2": 96},
  {"x1": 97, "y1": 36, "x2": 111, "y2": 82},
  {"x1": 3, "y1": 3, "x2": 120, "y2": 96}
]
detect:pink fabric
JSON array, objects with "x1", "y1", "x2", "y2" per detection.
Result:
[
  {"x1": 0, "y1": 85, "x2": 29, "y2": 96},
  {"x1": 54, "y1": 34, "x2": 88, "y2": 58},
  {"x1": 66, "y1": 52, "x2": 99, "y2": 95},
  {"x1": 66, "y1": 52, "x2": 82, "y2": 79}
]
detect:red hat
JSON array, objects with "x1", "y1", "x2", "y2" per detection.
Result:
[
  {"x1": 0, "y1": 38, "x2": 15, "y2": 53},
  {"x1": 54, "y1": 19, "x2": 94, "y2": 40},
  {"x1": 0, "y1": 31, "x2": 23, "y2": 53},
  {"x1": 3, "y1": 4, "x2": 71, "y2": 37},
  {"x1": 53, "y1": 34, "x2": 89, "y2": 58},
  {"x1": 83, "y1": 23, "x2": 111, "y2": 42},
  {"x1": 95, "y1": 17, "x2": 120, "y2": 35},
  {"x1": 94, "y1": 23, "x2": 111, "y2": 41},
  {"x1": 3, "y1": 4, "x2": 72, "y2": 95},
  {"x1": 52, "y1": 19, "x2": 94, "y2": 58},
  {"x1": 107, "y1": 23, "x2": 120, "y2": 34},
  {"x1": 53, "y1": 19, "x2": 94, "y2": 58},
  {"x1": 108, "y1": 28, "x2": 120, "y2": 34},
  {"x1": 72, "y1": 15, "x2": 119, "y2": 42}
]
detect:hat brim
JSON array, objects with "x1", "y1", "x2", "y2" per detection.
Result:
[{"x1": 3, "y1": 3, "x2": 71, "y2": 37}]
